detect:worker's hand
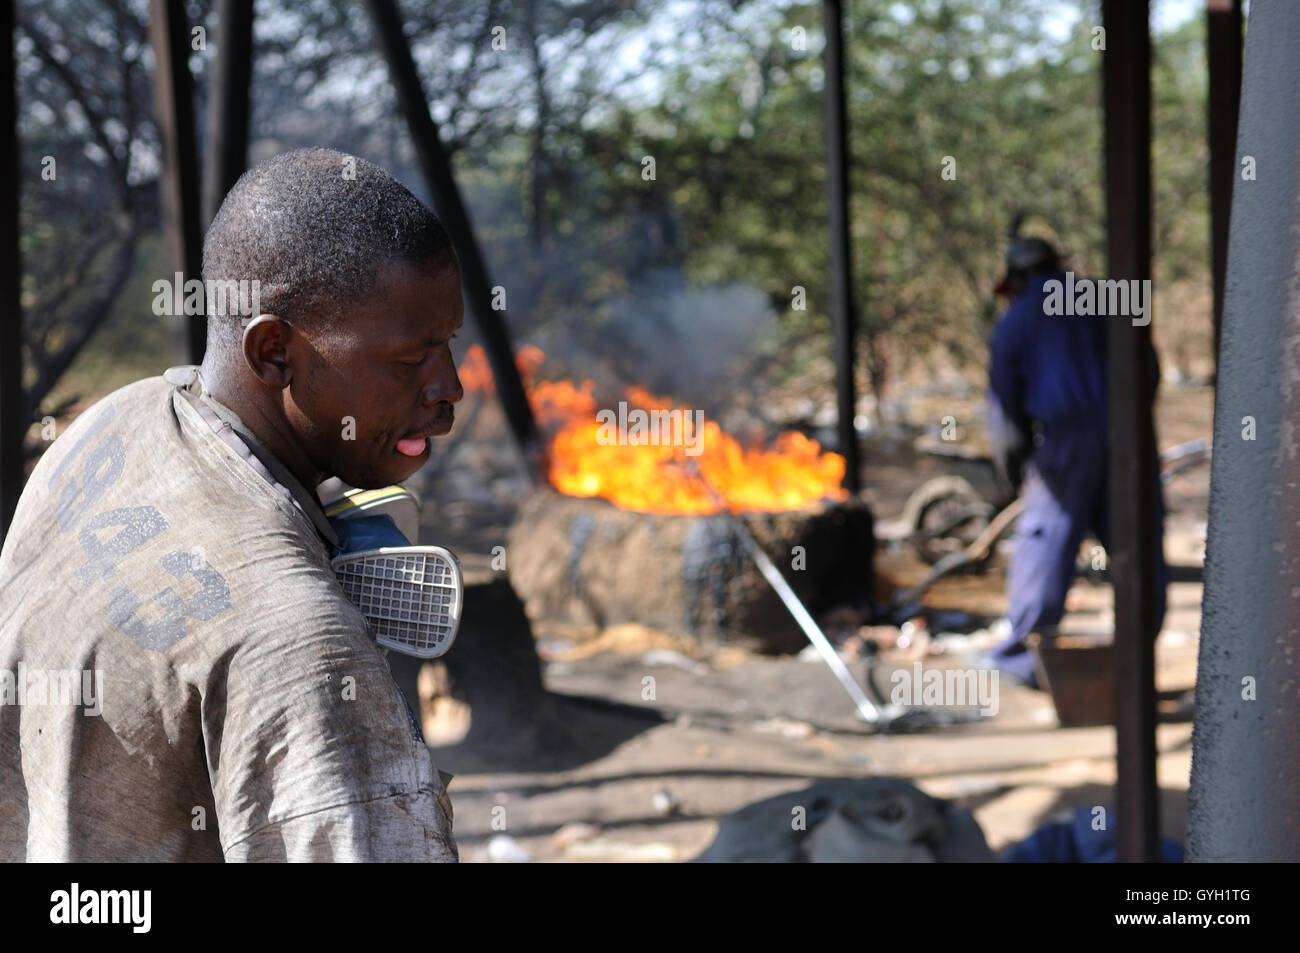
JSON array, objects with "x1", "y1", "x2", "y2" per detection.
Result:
[
  {"x1": 988, "y1": 412, "x2": 1028, "y2": 498},
  {"x1": 986, "y1": 389, "x2": 1028, "y2": 498},
  {"x1": 994, "y1": 444, "x2": 1025, "y2": 501}
]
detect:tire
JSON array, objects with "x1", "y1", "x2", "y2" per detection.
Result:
[{"x1": 901, "y1": 476, "x2": 994, "y2": 567}]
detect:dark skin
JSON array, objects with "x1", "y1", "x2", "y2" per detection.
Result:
[{"x1": 199, "y1": 257, "x2": 465, "y2": 492}]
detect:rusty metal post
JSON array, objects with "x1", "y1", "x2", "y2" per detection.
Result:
[
  {"x1": 1189, "y1": 0, "x2": 1300, "y2": 862},
  {"x1": 202, "y1": 0, "x2": 254, "y2": 229},
  {"x1": 149, "y1": 0, "x2": 204, "y2": 364},
  {"x1": 1101, "y1": 0, "x2": 1159, "y2": 863},
  {"x1": 1207, "y1": 0, "x2": 1243, "y2": 364},
  {"x1": 0, "y1": 0, "x2": 22, "y2": 543},
  {"x1": 364, "y1": 0, "x2": 544, "y2": 483},
  {"x1": 823, "y1": 0, "x2": 862, "y2": 495}
]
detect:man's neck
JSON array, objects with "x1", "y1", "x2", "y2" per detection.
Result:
[{"x1": 198, "y1": 359, "x2": 327, "y2": 490}]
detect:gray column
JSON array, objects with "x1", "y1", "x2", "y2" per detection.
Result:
[{"x1": 1189, "y1": 0, "x2": 1300, "y2": 862}]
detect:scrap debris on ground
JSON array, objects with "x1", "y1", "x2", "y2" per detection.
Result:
[{"x1": 417, "y1": 389, "x2": 1209, "y2": 862}]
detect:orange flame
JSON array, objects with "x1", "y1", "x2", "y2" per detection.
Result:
[
  {"x1": 458, "y1": 344, "x2": 848, "y2": 514},
  {"x1": 459, "y1": 343, "x2": 544, "y2": 393}
]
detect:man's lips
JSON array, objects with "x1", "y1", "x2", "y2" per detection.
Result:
[
  {"x1": 394, "y1": 409, "x2": 454, "y2": 457},
  {"x1": 395, "y1": 437, "x2": 430, "y2": 457}
]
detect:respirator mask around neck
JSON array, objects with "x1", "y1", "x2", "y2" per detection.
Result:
[{"x1": 322, "y1": 483, "x2": 463, "y2": 660}]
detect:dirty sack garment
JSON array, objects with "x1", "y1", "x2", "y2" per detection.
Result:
[{"x1": 0, "y1": 373, "x2": 457, "y2": 862}]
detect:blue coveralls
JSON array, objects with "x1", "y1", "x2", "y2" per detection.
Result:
[{"x1": 986, "y1": 271, "x2": 1167, "y2": 685}]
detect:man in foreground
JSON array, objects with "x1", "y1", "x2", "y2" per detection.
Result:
[{"x1": 0, "y1": 148, "x2": 463, "y2": 861}]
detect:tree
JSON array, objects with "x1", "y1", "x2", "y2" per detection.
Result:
[{"x1": 16, "y1": 0, "x2": 163, "y2": 434}]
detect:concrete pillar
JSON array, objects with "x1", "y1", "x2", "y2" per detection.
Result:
[{"x1": 1189, "y1": 0, "x2": 1300, "y2": 862}]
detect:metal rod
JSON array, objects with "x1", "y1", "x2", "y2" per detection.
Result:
[
  {"x1": 1207, "y1": 0, "x2": 1243, "y2": 365},
  {"x1": 738, "y1": 523, "x2": 886, "y2": 724},
  {"x1": 823, "y1": 0, "x2": 862, "y2": 495},
  {"x1": 0, "y1": 0, "x2": 22, "y2": 544},
  {"x1": 689, "y1": 464, "x2": 889, "y2": 725},
  {"x1": 148, "y1": 0, "x2": 205, "y2": 364},
  {"x1": 1101, "y1": 0, "x2": 1160, "y2": 863},
  {"x1": 364, "y1": 0, "x2": 545, "y2": 484},
  {"x1": 202, "y1": 0, "x2": 254, "y2": 230}
]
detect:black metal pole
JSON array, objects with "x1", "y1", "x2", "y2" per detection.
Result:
[
  {"x1": 149, "y1": 0, "x2": 205, "y2": 364},
  {"x1": 1207, "y1": 0, "x2": 1243, "y2": 366},
  {"x1": 1101, "y1": 0, "x2": 1159, "y2": 864},
  {"x1": 0, "y1": 0, "x2": 22, "y2": 544},
  {"x1": 364, "y1": 0, "x2": 544, "y2": 483},
  {"x1": 823, "y1": 0, "x2": 862, "y2": 495},
  {"x1": 202, "y1": 0, "x2": 254, "y2": 230}
]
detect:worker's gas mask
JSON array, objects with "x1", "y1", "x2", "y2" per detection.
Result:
[{"x1": 322, "y1": 484, "x2": 463, "y2": 660}]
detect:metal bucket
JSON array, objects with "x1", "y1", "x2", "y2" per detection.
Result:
[{"x1": 1029, "y1": 632, "x2": 1114, "y2": 727}]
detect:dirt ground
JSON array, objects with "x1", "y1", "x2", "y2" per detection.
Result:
[{"x1": 422, "y1": 385, "x2": 1212, "y2": 862}]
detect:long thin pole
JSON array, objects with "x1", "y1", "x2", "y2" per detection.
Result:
[
  {"x1": 1101, "y1": 0, "x2": 1159, "y2": 864},
  {"x1": 823, "y1": 0, "x2": 862, "y2": 495},
  {"x1": 0, "y1": 0, "x2": 22, "y2": 544},
  {"x1": 149, "y1": 0, "x2": 204, "y2": 364},
  {"x1": 740, "y1": 524, "x2": 888, "y2": 724},
  {"x1": 1206, "y1": 0, "x2": 1243, "y2": 364},
  {"x1": 202, "y1": 0, "x2": 254, "y2": 229},
  {"x1": 364, "y1": 0, "x2": 545, "y2": 483},
  {"x1": 690, "y1": 463, "x2": 892, "y2": 726}
]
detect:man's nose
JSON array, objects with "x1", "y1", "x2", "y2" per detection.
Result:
[{"x1": 422, "y1": 359, "x2": 464, "y2": 406}]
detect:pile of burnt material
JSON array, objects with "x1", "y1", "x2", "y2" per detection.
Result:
[
  {"x1": 506, "y1": 489, "x2": 876, "y2": 654},
  {"x1": 693, "y1": 776, "x2": 993, "y2": 862}
]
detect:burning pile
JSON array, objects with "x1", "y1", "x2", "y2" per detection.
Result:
[{"x1": 458, "y1": 344, "x2": 849, "y2": 514}]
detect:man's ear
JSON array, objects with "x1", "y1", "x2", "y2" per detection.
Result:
[{"x1": 241, "y1": 314, "x2": 295, "y2": 388}]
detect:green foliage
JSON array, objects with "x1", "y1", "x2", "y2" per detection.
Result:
[
  {"x1": 22, "y1": 0, "x2": 1215, "y2": 422},
  {"x1": 487, "y1": 0, "x2": 1211, "y2": 403}
]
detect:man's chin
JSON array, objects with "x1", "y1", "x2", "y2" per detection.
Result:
[{"x1": 330, "y1": 455, "x2": 426, "y2": 491}]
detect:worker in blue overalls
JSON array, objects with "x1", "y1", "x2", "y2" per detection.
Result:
[{"x1": 984, "y1": 236, "x2": 1167, "y2": 687}]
